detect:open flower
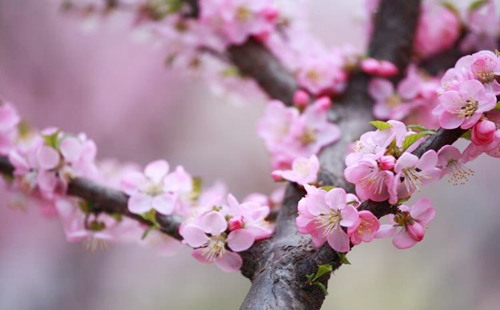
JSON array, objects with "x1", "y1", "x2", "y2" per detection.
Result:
[
  {"x1": 296, "y1": 186, "x2": 359, "y2": 252},
  {"x1": 271, "y1": 154, "x2": 319, "y2": 186},
  {"x1": 376, "y1": 199, "x2": 436, "y2": 249}
]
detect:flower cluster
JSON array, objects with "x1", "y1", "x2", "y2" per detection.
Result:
[
  {"x1": 179, "y1": 194, "x2": 272, "y2": 272},
  {"x1": 344, "y1": 120, "x2": 441, "y2": 204},
  {"x1": 0, "y1": 102, "x2": 276, "y2": 270},
  {"x1": 296, "y1": 186, "x2": 379, "y2": 252},
  {"x1": 257, "y1": 97, "x2": 340, "y2": 169}
]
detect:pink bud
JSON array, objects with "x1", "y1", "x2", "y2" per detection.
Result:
[
  {"x1": 262, "y1": 7, "x2": 279, "y2": 22},
  {"x1": 378, "y1": 60, "x2": 398, "y2": 77},
  {"x1": 407, "y1": 222, "x2": 425, "y2": 242},
  {"x1": 271, "y1": 170, "x2": 284, "y2": 182},
  {"x1": 471, "y1": 119, "x2": 496, "y2": 145},
  {"x1": 315, "y1": 97, "x2": 332, "y2": 111},
  {"x1": 228, "y1": 216, "x2": 244, "y2": 231},
  {"x1": 379, "y1": 155, "x2": 396, "y2": 170},
  {"x1": 361, "y1": 58, "x2": 381, "y2": 75},
  {"x1": 293, "y1": 90, "x2": 310, "y2": 107}
]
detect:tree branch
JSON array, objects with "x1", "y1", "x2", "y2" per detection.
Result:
[{"x1": 0, "y1": 156, "x2": 183, "y2": 241}]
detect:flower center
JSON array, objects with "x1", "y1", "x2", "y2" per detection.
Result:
[
  {"x1": 446, "y1": 160, "x2": 474, "y2": 186},
  {"x1": 202, "y1": 235, "x2": 227, "y2": 262},
  {"x1": 301, "y1": 128, "x2": 317, "y2": 145},
  {"x1": 236, "y1": 6, "x2": 252, "y2": 21},
  {"x1": 360, "y1": 168, "x2": 386, "y2": 194},
  {"x1": 458, "y1": 99, "x2": 478, "y2": 118},
  {"x1": 393, "y1": 211, "x2": 413, "y2": 227},
  {"x1": 306, "y1": 69, "x2": 322, "y2": 83},
  {"x1": 400, "y1": 167, "x2": 429, "y2": 194},
  {"x1": 316, "y1": 209, "x2": 342, "y2": 236},
  {"x1": 386, "y1": 94, "x2": 401, "y2": 107}
]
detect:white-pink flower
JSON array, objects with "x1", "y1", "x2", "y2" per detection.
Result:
[
  {"x1": 347, "y1": 210, "x2": 380, "y2": 246},
  {"x1": 0, "y1": 101, "x2": 20, "y2": 155},
  {"x1": 437, "y1": 145, "x2": 474, "y2": 185},
  {"x1": 271, "y1": 154, "x2": 319, "y2": 186},
  {"x1": 122, "y1": 160, "x2": 192, "y2": 215},
  {"x1": 180, "y1": 210, "x2": 253, "y2": 272},
  {"x1": 296, "y1": 186, "x2": 359, "y2": 253},
  {"x1": 376, "y1": 198, "x2": 436, "y2": 249}
]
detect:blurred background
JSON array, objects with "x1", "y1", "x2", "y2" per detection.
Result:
[{"x1": 1, "y1": 0, "x2": 500, "y2": 309}]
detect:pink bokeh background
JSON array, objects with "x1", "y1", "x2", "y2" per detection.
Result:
[{"x1": 1, "y1": 1, "x2": 500, "y2": 309}]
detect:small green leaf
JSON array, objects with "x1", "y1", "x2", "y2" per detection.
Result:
[
  {"x1": 190, "y1": 177, "x2": 203, "y2": 201},
  {"x1": 141, "y1": 209, "x2": 160, "y2": 227},
  {"x1": 78, "y1": 200, "x2": 92, "y2": 214},
  {"x1": 469, "y1": 0, "x2": 489, "y2": 11},
  {"x1": 141, "y1": 226, "x2": 155, "y2": 240},
  {"x1": 221, "y1": 66, "x2": 241, "y2": 77},
  {"x1": 321, "y1": 185, "x2": 335, "y2": 191},
  {"x1": 461, "y1": 130, "x2": 472, "y2": 140},
  {"x1": 442, "y1": 1, "x2": 460, "y2": 15},
  {"x1": 397, "y1": 196, "x2": 411, "y2": 205},
  {"x1": 43, "y1": 130, "x2": 61, "y2": 149},
  {"x1": 337, "y1": 252, "x2": 351, "y2": 265},
  {"x1": 401, "y1": 131, "x2": 435, "y2": 152},
  {"x1": 370, "y1": 120, "x2": 392, "y2": 130},
  {"x1": 495, "y1": 101, "x2": 500, "y2": 110},
  {"x1": 312, "y1": 264, "x2": 333, "y2": 282},
  {"x1": 111, "y1": 213, "x2": 123, "y2": 221},
  {"x1": 407, "y1": 124, "x2": 430, "y2": 132}
]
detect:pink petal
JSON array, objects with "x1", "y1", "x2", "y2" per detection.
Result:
[
  {"x1": 59, "y1": 137, "x2": 83, "y2": 162},
  {"x1": 152, "y1": 193, "x2": 176, "y2": 215},
  {"x1": 192, "y1": 248, "x2": 211, "y2": 264},
  {"x1": 144, "y1": 160, "x2": 169, "y2": 183},
  {"x1": 326, "y1": 227, "x2": 350, "y2": 252},
  {"x1": 375, "y1": 224, "x2": 397, "y2": 239},
  {"x1": 181, "y1": 225, "x2": 209, "y2": 248},
  {"x1": 439, "y1": 110, "x2": 464, "y2": 129},
  {"x1": 128, "y1": 193, "x2": 153, "y2": 214},
  {"x1": 394, "y1": 152, "x2": 418, "y2": 172},
  {"x1": 416, "y1": 150, "x2": 438, "y2": 171},
  {"x1": 393, "y1": 229, "x2": 417, "y2": 249},
  {"x1": 409, "y1": 198, "x2": 436, "y2": 226},
  {"x1": 36, "y1": 146, "x2": 60, "y2": 170},
  {"x1": 368, "y1": 78, "x2": 394, "y2": 101},
  {"x1": 200, "y1": 211, "x2": 227, "y2": 235},
  {"x1": 227, "y1": 229, "x2": 255, "y2": 252},
  {"x1": 325, "y1": 188, "x2": 346, "y2": 210},
  {"x1": 340, "y1": 205, "x2": 359, "y2": 228},
  {"x1": 215, "y1": 251, "x2": 243, "y2": 272}
]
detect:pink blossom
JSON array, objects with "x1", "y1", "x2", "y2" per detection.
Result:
[
  {"x1": 296, "y1": 186, "x2": 359, "y2": 252},
  {"x1": 293, "y1": 90, "x2": 310, "y2": 107},
  {"x1": 225, "y1": 194, "x2": 273, "y2": 240},
  {"x1": 414, "y1": 3, "x2": 460, "y2": 58},
  {"x1": 180, "y1": 210, "x2": 253, "y2": 272},
  {"x1": 0, "y1": 101, "x2": 20, "y2": 155},
  {"x1": 376, "y1": 199, "x2": 436, "y2": 249},
  {"x1": 200, "y1": 0, "x2": 278, "y2": 45},
  {"x1": 122, "y1": 160, "x2": 192, "y2": 215},
  {"x1": 271, "y1": 155, "x2": 319, "y2": 186},
  {"x1": 348, "y1": 210, "x2": 380, "y2": 246},
  {"x1": 462, "y1": 1, "x2": 499, "y2": 52},
  {"x1": 438, "y1": 80, "x2": 496, "y2": 129},
  {"x1": 437, "y1": 145, "x2": 474, "y2": 185},
  {"x1": 390, "y1": 150, "x2": 441, "y2": 204},
  {"x1": 296, "y1": 53, "x2": 347, "y2": 95}
]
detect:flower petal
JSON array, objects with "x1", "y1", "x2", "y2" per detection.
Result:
[
  {"x1": 200, "y1": 211, "x2": 227, "y2": 235},
  {"x1": 215, "y1": 251, "x2": 243, "y2": 272},
  {"x1": 227, "y1": 229, "x2": 255, "y2": 252}
]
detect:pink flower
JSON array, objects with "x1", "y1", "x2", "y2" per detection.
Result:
[
  {"x1": 438, "y1": 80, "x2": 496, "y2": 129},
  {"x1": 462, "y1": 1, "x2": 499, "y2": 51},
  {"x1": 180, "y1": 211, "x2": 253, "y2": 272},
  {"x1": 122, "y1": 160, "x2": 192, "y2": 215},
  {"x1": 348, "y1": 210, "x2": 380, "y2": 246},
  {"x1": 344, "y1": 154, "x2": 395, "y2": 202},
  {"x1": 271, "y1": 155, "x2": 319, "y2": 186},
  {"x1": 437, "y1": 145, "x2": 474, "y2": 185},
  {"x1": 225, "y1": 194, "x2": 273, "y2": 240},
  {"x1": 296, "y1": 53, "x2": 347, "y2": 95},
  {"x1": 376, "y1": 198, "x2": 436, "y2": 249},
  {"x1": 200, "y1": 0, "x2": 278, "y2": 45},
  {"x1": 390, "y1": 150, "x2": 441, "y2": 204},
  {"x1": 293, "y1": 90, "x2": 310, "y2": 107},
  {"x1": 0, "y1": 101, "x2": 20, "y2": 155},
  {"x1": 296, "y1": 186, "x2": 359, "y2": 252},
  {"x1": 414, "y1": 3, "x2": 460, "y2": 58}
]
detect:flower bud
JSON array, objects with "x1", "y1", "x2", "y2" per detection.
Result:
[
  {"x1": 407, "y1": 222, "x2": 425, "y2": 242},
  {"x1": 379, "y1": 155, "x2": 396, "y2": 170},
  {"x1": 228, "y1": 216, "x2": 244, "y2": 231},
  {"x1": 293, "y1": 90, "x2": 310, "y2": 107},
  {"x1": 471, "y1": 119, "x2": 496, "y2": 145}
]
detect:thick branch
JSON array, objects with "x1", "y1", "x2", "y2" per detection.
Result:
[{"x1": 0, "y1": 156, "x2": 183, "y2": 240}]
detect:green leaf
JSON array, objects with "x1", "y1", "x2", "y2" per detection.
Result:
[
  {"x1": 221, "y1": 66, "x2": 241, "y2": 77},
  {"x1": 321, "y1": 185, "x2": 335, "y2": 191},
  {"x1": 469, "y1": 0, "x2": 489, "y2": 11},
  {"x1": 495, "y1": 101, "x2": 500, "y2": 110},
  {"x1": 43, "y1": 129, "x2": 61, "y2": 149},
  {"x1": 141, "y1": 226, "x2": 155, "y2": 240},
  {"x1": 370, "y1": 120, "x2": 392, "y2": 130},
  {"x1": 401, "y1": 131, "x2": 436, "y2": 152},
  {"x1": 190, "y1": 177, "x2": 203, "y2": 201},
  {"x1": 337, "y1": 252, "x2": 351, "y2": 265},
  {"x1": 397, "y1": 196, "x2": 411, "y2": 205},
  {"x1": 441, "y1": 1, "x2": 460, "y2": 15},
  {"x1": 141, "y1": 209, "x2": 160, "y2": 227},
  {"x1": 461, "y1": 130, "x2": 472, "y2": 140},
  {"x1": 312, "y1": 264, "x2": 333, "y2": 282},
  {"x1": 407, "y1": 124, "x2": 430, "y2": 132}
]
